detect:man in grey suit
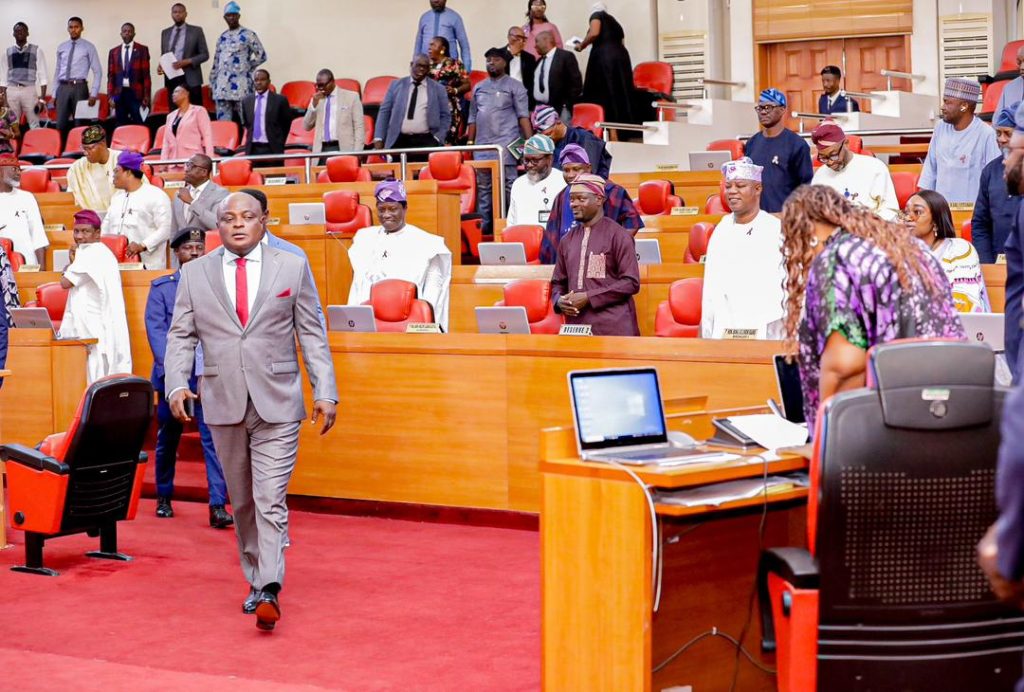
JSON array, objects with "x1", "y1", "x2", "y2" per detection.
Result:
[
  {"x1": 159, "y1": 3, "x2": 208, "y2": 107},
  {"x1": 165, "y1": 192, "x2": 338, "y2": 632},
  {"x1": 171, "y1": 154, "x2": 228, "y2": 236},
  {"x1": 372, "y1": 54, "x2": 451, "y2": 162}
]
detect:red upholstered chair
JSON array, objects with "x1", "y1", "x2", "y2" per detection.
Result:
[
  {"x1": 571, "y1": 103, "x2": 605, "y2": 140},
  {"x1": 62, "y1": 126, "x2": 89, "y2": 157},
  {"x1": 99, "y1": 235, "x2": 129, "y2": 262},
  {"x1": 758, "y1": 341, "x2": 1023, "y2": 692},
  {"x1": 204, "y1": 231, "x2": 223, "y2": 253},
  {"x1": 110, "y1": 125, "x2": 151, "y2": 154},
  {"x1": 210, "y1": 120, "x2": 240, "y2": 157},
  {"x1": 465, "y1": 71, "x2": 488, "y2": 101},
  {"x1": 890, "y1": 171, "x2": 919, "y2": 210},
  {"x1": 845, "y1": 134, "x2": 864, "y2": 154},
  {"x1": 501, "y1": 225, "x2": 544, "y2": 264},
  {"x1": 633, "y1": 61, "x2": 674, "y2": 95},
  {"x1": 364, "y1": 114, "x2": 375, "y2": 147},
  {"x1": 0, "y1": 237, "x2": 24, "y2": 271},
  {"x1": 281, "y1": 81, "x2": 316, "y2": 110},
  {"x1": 418, "y1": 150, "x2": 483, "y2": 256},
  {"x1": 2, "y1": 374, "x2": 153, "y2": 575},
  {"x1": 150, "y1": 87, "x2": 170, "y2": 117},
  {"x1": 707, "y1": 139, "x2": 744, "y2": 160},
  {"x1": 684, "y1": 222, "x2": 716, "y2": 263},
  {"x1": 363, "y1": 76, "x2": 398, "y2": 106},
  {"x1": 201, "y1": 85, "x2": 216, "y2": 114},
  {"x1": 19, "y1": 128, "x2": 61, "y2": 164},
  {"x1": 316, "y1": 155, "x2": 372, "y2": 183},
  {"x1": 362, "y1": 278, "x2": 434, "y2": 332},
  {"x1": 703, "y1": 181, "x2": 731, "y2": 215},
  {"x1": 982, "y1": 80, "x2": 1007, "y2": 114},
  {"x1": 961, "y1": 220, "x2": 973, "y2": 243},
  {"x1": 999, "y1": 40, "x2": 1024, "y2": 72},
  {"x1": 285, "y1": 116, "x2": 314, "y2": 150},
  {"x1": 212, "y1": 158, "x2": 264, "y2": 186},
  {"x1": 141, "y1": 163, "x2": 165, "y2": 189},
  {"x1": 335, "y1": 78, "x2": 362, "y2": 97},
  {"x1": 19, "y1": 168, "x2": 59, "y2": 193},
  {"x1": 35, "y1": 282, "x2": 70, "y2": 328},
  {"x1": 495, "y1": 279, "x2": 563, "y2": 334},
  {"x1": 149, "y1": 125, "x2": 167, "y2": 154},
  {"x1": 324, "y1": 189, "x2": 373, "y2": 234},
  {"x1": 654, "y1": 278, "x2": 703, "y2": 337},
  {"x1": 636, "y1": 180, "x2": 683, "y2": 215}
]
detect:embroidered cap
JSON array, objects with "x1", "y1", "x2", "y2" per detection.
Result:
[
  {"x1": 531, "y1": 105, "x2": 559, "y2": 131},
  {"x1": 374, "y1": 179, "x2": 407, "y2": 203},
  {"x1": 524, "y1": 134, "x2": 555, "y2": 156},
  {"x1": 73, "y1": 209, "x2": 102, "y2": 229},
  {"x1": 224, "y1": 1, "x2": 241, "y2": 15},
  {"x1": 721, "y1": 156, "x2": 763, "y2": 183},
  {"x1": 82, "y1": 125, "x2": 106, "y2": 145},
  {"x1": 568, "y1": 173, "x2": 606, "y2": 197},
  {"x1": 758, "y1": 88, "x2": 787, "y2": 107},
  {"x1": 810, "y1": 121, "x2": 846, "y2": 147},
  {"x1": 943, "y1": 77, "x2": 981, "y2": 103},
  {"x1": 171, "y1": 226, "x2": 207, "y2": 249},
  {"x1": 558, "y1": 143, "x2": 590, "y2": 166}
]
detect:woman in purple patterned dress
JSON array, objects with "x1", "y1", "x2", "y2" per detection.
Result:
[{"x1": 780, "y1": 185, "x2": 966, "y2": 430}]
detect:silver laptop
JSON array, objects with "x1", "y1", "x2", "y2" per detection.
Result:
[
  {"x1": 568, "y1": 368, "x2": 736, "y2": 465},
  {"x1": 688, "y1": 150, "x2": 732, "y2": 171},
  {"x1": 10, "y1": 307, "x2": 56, "y2": 334},
  {"x1": 478, "y1": 242, "x2": 527, "y2": 266},
  {"x1": 288, "y1": 202, "x2": 326, "y2": 225},
  {"x1": 959, "y1": 312, "x2": 1005, "y2": 352},
  {"x1": 326, "y1": 305, "x2": 377, "y2": 333},
  {"x1": 635, "y1": 238, "x2": 662, "y2": 265},
  {"x1": 475, "y1": 306, "x2": 531, "y2": 334}
]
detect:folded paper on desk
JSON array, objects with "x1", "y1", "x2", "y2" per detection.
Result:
[
  {"x1": 715, "y1": 414, "x2": 808, "y2": 451},
  {"x1": 656, "y1": 473, "x2": 809, "y2": 508}
]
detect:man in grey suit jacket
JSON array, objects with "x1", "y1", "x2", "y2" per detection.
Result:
[
  {"x1": 159, "y1": 3, "x2": 209, "y2": 107},
  {"x1": 302, "y1": 68, "x2": 364, "y2": 161},
  {"x1": 165, "y1": 192, "x2": 338, "y2": 632},
  {"x1": 171, "y1": 154, "x2": 228, "y2": 236},
  {"x1": 372, "y1": 55, "x2": 451, "y2": 160}
]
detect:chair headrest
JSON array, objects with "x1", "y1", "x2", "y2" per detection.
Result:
[
  {"x1": 324, "y1": 190, "x2": 360, "y2": 223},
  {"x1": 668, "y1": 278, "x2": 702, "y2": 325},
  {"x1": 369, "y1": 279, "x2": 417, "y2": 322},
  {"x1": 219, "y1": 158, "x2": 252, "y2": 185},
  {"x1": 428, "y1": 150, "x2": 464, "y2": 180},
  {"x1": 325, "y1": 155, "x2": 361, "y2": 183},
  {"x1": 868, "y1": 341, "x2": 996, "y2": 430},
  {"x1": 638, "y1": 180, "x2": 671, "y2": 213},
  {"x1": 503, "y1": 279, "x2": 551, "y2": 322}
]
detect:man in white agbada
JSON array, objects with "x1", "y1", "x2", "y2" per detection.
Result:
[
  {"x1": 810, "y1": 120, "x2": 899, "y2": 221},
  {"x1": 0, "y1": 155, "x2": 48, "y2": 266},
  {"x1": 102, "y1": 150, "x2": 172, "y2": 269},
  {"x1": 58, "y1": 209, "x2": 132, "y2": 382},
  {"x1": 347, "y1": 180, "x2": 452, "y2": 330},
  {"x1": 65, "y1": 125, "x2": 121, "y2": 215},
  {"x1": 507, "y1": 133, "x2": 566, "y2": 227},
  {"x1": 701, "y1": 157, "x2": 786, "y2": 339}
]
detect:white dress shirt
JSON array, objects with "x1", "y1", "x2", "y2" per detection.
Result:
[
  {"x1": 221, "y1": 240, "x2": 262, "y2": 317},
  {"x1": 184, "y1": 179, "x2": 210, "y2": 214},
  {"x1": 0, "y1": 188, "x2": 49, "y2": 260},
  {"x1": 534, "y1": 51, "x2": 554, "y2": 103},
  {"x1": 509, "y1": 54, "x2": 523, "y2": 83}
]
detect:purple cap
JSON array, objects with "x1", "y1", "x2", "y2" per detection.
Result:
[
  {"x1": 117, "y1": 150, "x2": 145, "y2": 172},
  {"x1": 374, "y1": 179, "x2": 407, "y2": 203},
  {"x1": 559, "y1": 144, "x2": 590, "y2": 166},
  {"x1": 73, "y1": 209, "x2": 102, "y2": 228}
]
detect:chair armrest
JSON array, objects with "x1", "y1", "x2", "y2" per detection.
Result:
[
  {"x1": 758, "y1": 547, "x2": 818, "y2": 653},
  {"x1": 0, "y1": 443, "x2": 69, "y2": 474}
]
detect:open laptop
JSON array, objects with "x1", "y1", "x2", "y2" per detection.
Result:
[
  {"x1": 288, "y1": 202, "x2": 326, "y2": 225},
  {"x1": 475, "y1": 306, "x2": 531, "y2": 334},
  {"x1": 326, "y1": 305, "x2": 377, "y2": 333},
  {"x1": 635, "y1": 238, "x2": 662, "y2": 265},
  {"x1": 568, "y1": 368, "x2": 736, "y2": 465},
  {"x1": 688, "y1": 151, "x2": 731, "y2": 172},
  {"x1": 478, "y1": 242, "x2": 527, "y2": 266},
  {"x1": 10, "y1": 307, "x2": 57, "y2": 334},
  {"x1": 959, "y1": 312, "x2": 1005, "y2": 352}
]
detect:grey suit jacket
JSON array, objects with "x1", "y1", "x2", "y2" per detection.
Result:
[
  {"x1": 171, "y1": 181, "x2": 229, "y2": 235},
  {"x1": 301, "y1": 89, "x2": 364, "y2": 154},
  {"x1": 164, "y1": 245, "x2": 337, "y2": 425},
  {"x1": 160, "y1": 24, "x2": 209, "y2": 87}
]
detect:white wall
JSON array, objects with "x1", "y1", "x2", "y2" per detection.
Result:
[{"x1": 5, "y1": 0, "x2": 657, "y2": 89}]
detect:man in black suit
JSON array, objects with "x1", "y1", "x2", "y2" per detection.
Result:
[
  {"x1": 241, "y1": 69, "x2": 291, "y2": 167},
  {"x1": 158, "y1": 3, "x2": 209, "y2": 107},
  {"x1": 533, "y1": 30, "x2": 582, "y2": 119},
  {"x1": 506, "y1": 26, "x2": 537, "y2": 108}
]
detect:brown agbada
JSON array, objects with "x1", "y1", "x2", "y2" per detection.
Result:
[{"x1": 550, "y1": 216, "x2": 641, "y2": 336}]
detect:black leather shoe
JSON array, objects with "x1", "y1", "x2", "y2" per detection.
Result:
[
  {"x1": 209, "y1": 505, "x2": 234, "y2": 529},
  {"x1": 255, "y1": 591, "x2": 281, "y2": 631},
  {"x1": 242, "y1": 587, "x2": 259, "y2": 614},
  {"x1": 156, "y1": 497, "x2": 174, "y2": 518}
]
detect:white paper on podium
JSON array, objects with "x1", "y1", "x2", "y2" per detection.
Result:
[
  {"x1": 160, "y1": 52, "x2": 184, "y2": 79},
  {"x1": 74, "y1": 99, "x2": 99, "y2": 120},
  {"x1": 722, "y1": 414, "x2": 809, "y2": 452}
]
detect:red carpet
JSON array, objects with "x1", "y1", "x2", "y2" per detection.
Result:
[{"x1": 0, "y1": 500, "x2": 540, "y2": 690}]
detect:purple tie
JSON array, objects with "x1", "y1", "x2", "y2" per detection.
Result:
[
  {"x1": 324, "y1": 95, "x2": 332, "y2": 142},
  {"x1": 253, "y1": 93, "x2": 264, "y2": 141}
]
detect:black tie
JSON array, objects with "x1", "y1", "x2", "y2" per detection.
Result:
[
  {"x1": 407, "y1": 80, "x2": 421, "y2": 120},
  {"x1": 123, "y1": 46, "x2": 130, "y2": 79},
  {"x1": 538, "y1": 55, "x2": 547, "y2": 93},
  {"x1": 170, "y1": 26, "x2": 181, "y2": 57}
]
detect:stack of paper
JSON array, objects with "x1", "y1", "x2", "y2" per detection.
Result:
[
  {"x1": 720, "y1": 414, "x2": 808, "y2": 451},
  {"x1": 656, "y1": 474, "x2": 808, "y2": 508}
]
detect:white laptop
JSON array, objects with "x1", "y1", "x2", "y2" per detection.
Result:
[
  {"x1": 959, "y1": 312, "x2": 1005, "y2": 352},
  {"x1": 10, "y1": 307, "x2": 57, "y2": 334},
  {"x1": 478, "y1": 242, "x2": 527, "y2": 266},
  {"x1": 635, "y1": 238, "x2": 662, "y2": 265},
  {"x1": 475, "y1": 306, "x2": 531, "y2": 334},
  {"x1": 288, "y1": 202, "x2": 326, "y2": 225},
  {"x1": 567, "y1": 368, "x2": 738, "y2": 466},
  {"x1": 688, "y1": 151, "x2": 731, "y2": 172},
  {"x1": 326, "y1": 305, "x2": 377, "y2": 333}
]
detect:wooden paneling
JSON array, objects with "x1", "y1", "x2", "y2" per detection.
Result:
[{"x1": 754, "y1": 0, "x2": 913, "y2": 43}]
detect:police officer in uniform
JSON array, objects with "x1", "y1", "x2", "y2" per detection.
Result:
[{"x1": 144, "y1": 225, "x2": 233, "y2": 528}]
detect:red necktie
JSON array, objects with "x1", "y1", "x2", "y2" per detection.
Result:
[{"x1": 235, "y1": 257, "x2": 248, "y2": 326}]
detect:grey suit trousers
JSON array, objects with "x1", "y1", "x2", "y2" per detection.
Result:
[{"x1": 208, "y1": 397, "x2": 301, "y2": 589}]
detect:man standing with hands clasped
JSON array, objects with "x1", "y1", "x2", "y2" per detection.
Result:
[{"x1": 164, "y1": 192, "x2": 338, "y2": 632}]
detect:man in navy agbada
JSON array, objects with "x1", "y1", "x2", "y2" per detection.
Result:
[{"x1": 145, "y1": 225, "x2": 233, "y2": 528}]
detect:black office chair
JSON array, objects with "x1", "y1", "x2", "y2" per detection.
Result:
[{"x1": 758, "y1": 340, "x2": 1024, "y2": 691}]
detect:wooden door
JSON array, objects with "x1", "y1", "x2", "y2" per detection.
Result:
[{"x1": 843, "y1": 36, "x2": 912, "y2": 99}]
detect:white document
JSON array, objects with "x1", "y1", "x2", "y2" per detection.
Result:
[
  {"x1": 74, "y1": 99, "x2": 99, "y2": 120},
  {"x1": 723, "y1": 414, "x2": 809, "y2": 452},
  {"x1": 160, "y1": 52, "x2": 184, "y2": 79},
  {"x1": 566, "y1": 36, "x2": 583, "y2": 50},
  {"x1": 656, "y1": 475, "x2": 807, "y2": 508}
]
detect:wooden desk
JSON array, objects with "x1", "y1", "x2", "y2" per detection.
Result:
[{"x1": 540, "y1": 411, "x2": 808, "y2": 691}]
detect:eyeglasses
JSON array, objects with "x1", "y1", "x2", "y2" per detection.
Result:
[
  {"x1": 523, "y1": 155, "x2": 548, "y2": 167},
  {"x1": 816, "y1": 142, "x2": 845, "y2": 163},
  {"x1": 754, "y1": 104, "x2": 781, "y2": 113}
]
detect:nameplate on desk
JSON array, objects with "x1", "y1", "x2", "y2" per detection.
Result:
[
  {"x1": 164, "y1": 180, "x2": 186, "y2": 189},
  {"x1": 722, "y1": 328, "x2": 758, "y2": 340},
  {"x1": 997, "y1": 254, "x2": 1007, "y2": 265},
  {"x1": 18, "y1": 264, "x2": 40, "y2": 272},
  {"x1": 655, "y1": 163, "x2": 679, "y2": 171},
  {"x1": 44, "y1": 224, "x2": 65, "y2": 232},
  {"x1": 118, "y1": 262, "x2": 145, "y2": 271},
  {"x1": 406, "y1": 322, "x2": 442, "y2": 333},
  {"x1": 559, "y1": 324, "x2": 592, "y2": 336},
  {"x1": 670, "y1": 206, "x2": 700, "y2": 216},
  {"x1": 948, "y1": 202, "x2": 974, "y2": 212},
  {"x1": 268, "y1": 217, "x2": 281, "y2": 226},
  {"x1": 265, "y1": 177, "x2": 288, "y2": 186}
]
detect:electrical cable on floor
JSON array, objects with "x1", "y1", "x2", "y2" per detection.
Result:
[{"x1": 651, "y1": 626, "x2": 777, "y2": 675}]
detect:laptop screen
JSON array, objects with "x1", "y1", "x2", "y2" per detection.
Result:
[{"x1": 569, "y1": 368, "x2": 667, "y2": 451}]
